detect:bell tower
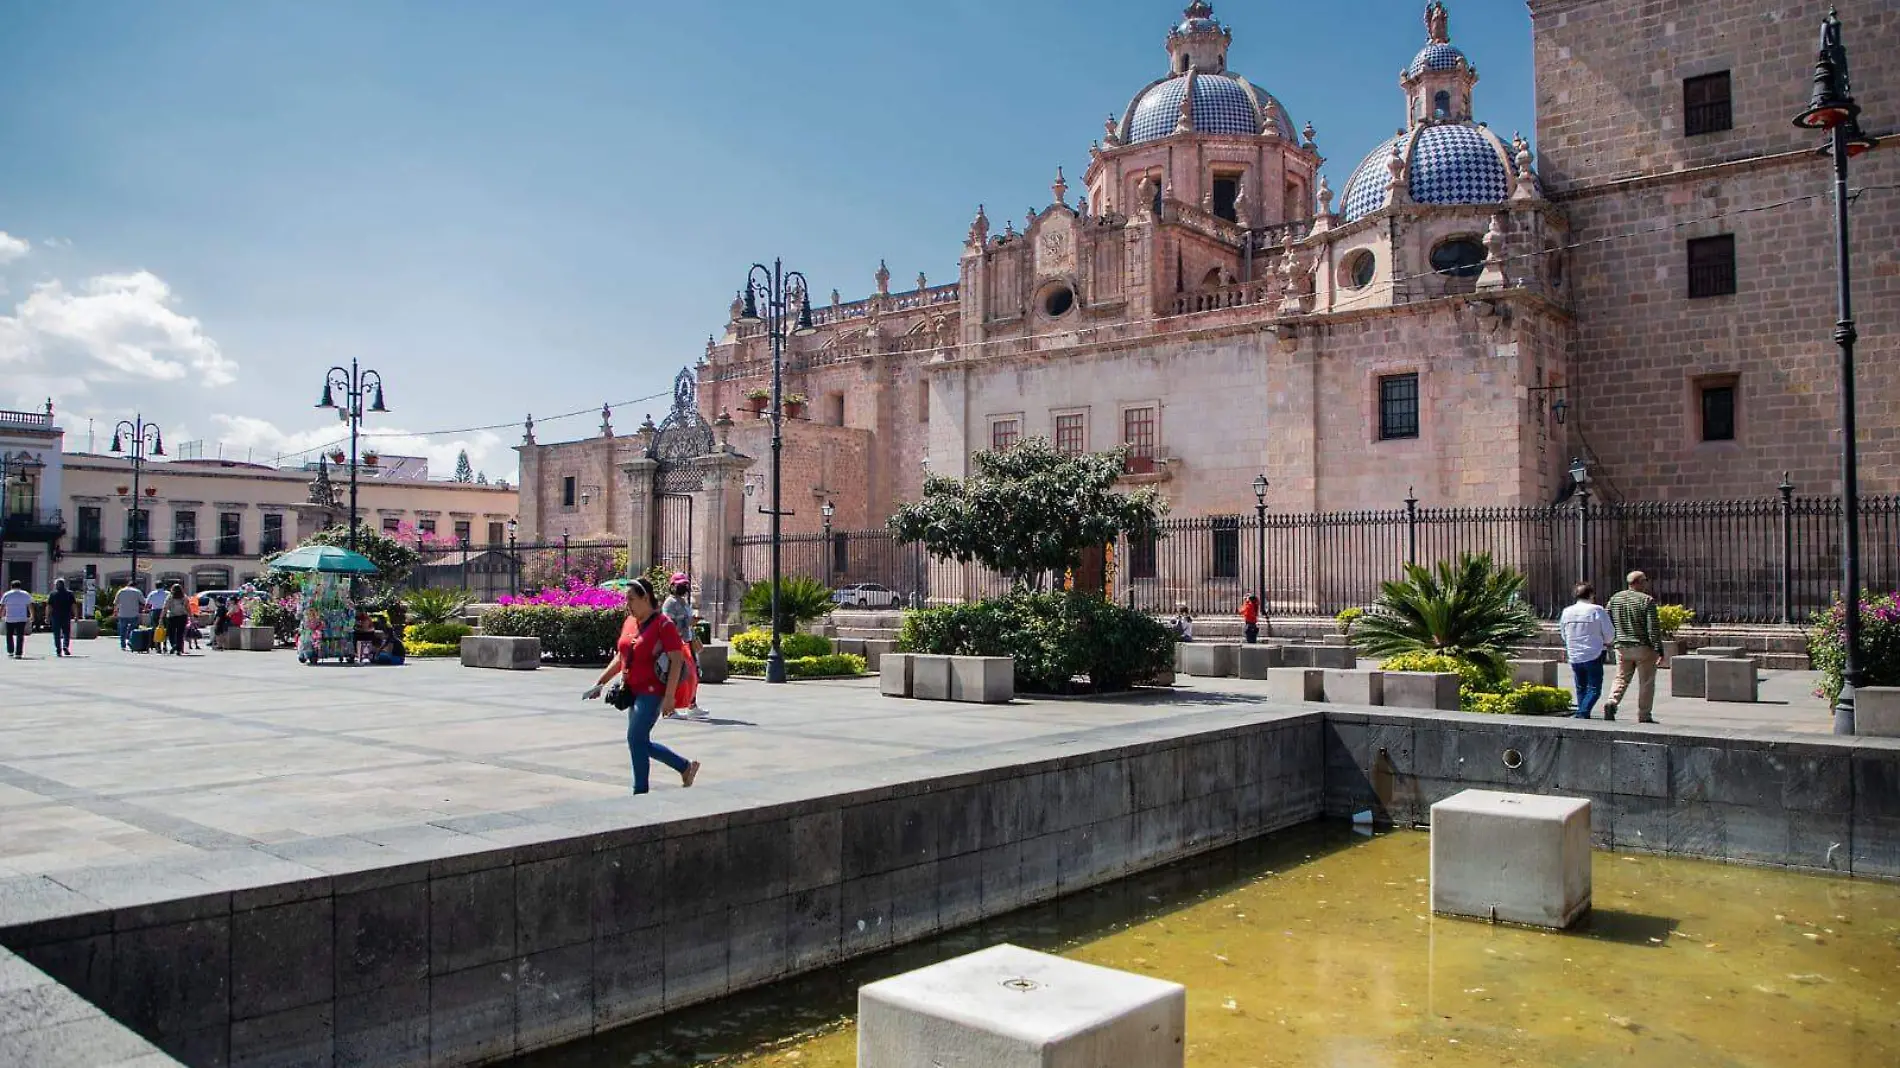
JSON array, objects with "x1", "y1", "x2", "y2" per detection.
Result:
[{"x1": 1401, "y1": 2, "x2": 1477, "y2": 126}]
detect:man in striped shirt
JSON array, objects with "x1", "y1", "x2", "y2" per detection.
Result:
[{"x1": 1603, "y1": 570, "x2": 1665, "y2": 723}]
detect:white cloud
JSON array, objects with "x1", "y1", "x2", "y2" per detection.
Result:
[
  {"x1": 0, "y1": 232, "x2": 27, "y2": 264},
  {"x1": 0, "y1": 271, "x2": 236, "y2": 386},
  {"x1": 207, "y1": 414, "x2": 517, "y2": 482}
]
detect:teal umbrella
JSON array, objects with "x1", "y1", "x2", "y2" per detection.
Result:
[{"x1": 269, "y1": 545, "x2": 381, "y2": 574}]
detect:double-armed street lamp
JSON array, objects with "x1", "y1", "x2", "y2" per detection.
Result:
[
  {"x1": 736, "y1": 258, "x2": 818, "y2": 684},
  {"x1": 109, "y1": 416, "x2": 164, "y2": 589},
  {"x1": 316, "y1": 358, "x2": 388, "y2": 555},
  {"x1": 1792, "y1": 8, "x2": 1879, "y2": 735}
]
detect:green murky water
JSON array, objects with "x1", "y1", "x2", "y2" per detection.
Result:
[{"x1": 510, "y1": 825, "x2": 1900, "y2": 1067}]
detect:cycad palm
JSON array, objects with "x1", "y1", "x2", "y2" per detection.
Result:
[{"x1": 1353, "y1": 552, "x2": 1540, "y2": 679}]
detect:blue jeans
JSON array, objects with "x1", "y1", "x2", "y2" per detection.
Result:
[
  {"x1": 1572, "y1": 656, "x2": 1607, "y2": 718},
  {"x1": 118, "y1": 617, "x2": 136, "y2": 648},
  {"x1": 628, "y1": 693, "x2": 689, "y2": 794}
]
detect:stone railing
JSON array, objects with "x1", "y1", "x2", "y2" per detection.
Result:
[{"x1": 1169, "y1": 280, "x2": 1280, "y2": 317}]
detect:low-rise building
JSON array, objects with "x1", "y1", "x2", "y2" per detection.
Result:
[{"x1": 0, "y1": 403, "x2": 67, "y2": 592}]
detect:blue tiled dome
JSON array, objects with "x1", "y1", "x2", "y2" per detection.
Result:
[
  {"x1": 1122, "y1": 73, "x2": 1294, "y2": 144},
  {"x1": 1338, "y1": 123, "x2": 1519, "y2": 222},
  {"x1": 1176, "y1": 16, "x2": 1221, "y2": 34},
  {"x1": 1408, "y1": 42, "x2": 1468, "y2": 77}
]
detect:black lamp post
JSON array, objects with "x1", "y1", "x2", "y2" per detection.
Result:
[
  {"x1": 507, "y1": 518, "x2": 518, "y2": 597},
  {"x1": 1251, "y1": 474, "x2": 1268, "y2": 628},
  {"x1": 1569, "y1": 457, "x2": 1591, "y2": 587},
  {"x1": 561, "y1": 528, "x2": 570, "y2": 577},
  {"x1": 1794, "y1": 8, "x2": 1878, "y2": 735},
  {"x1": 316, "y1": 358, "x2": 388, "y2": 557},
  {"x1": 736, "y1": 258, "x2": 818, "y2": 684},
  {"x1": 821, "y1": 499, "x2": 835, "y2": 585},
  {"x1": 109, "y1": 416, "x2": 164, "y2": 590}
]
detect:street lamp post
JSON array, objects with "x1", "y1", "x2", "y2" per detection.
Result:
[
  {"x1": 1569, "y1": 457, "x2": 1591, "y2": 587},
  {"x1": 1794, "y1": 8, "x2": 1878, "y2": 735},
  {"x1": 507, "y1": 518, "x2": 519, "y2": 597},
  {"x1": 1403, "y1": 486, "x2": 1420, "y2": 566},
  {"x1": 821, "y1": 499, "x2": 835, "y2": 586},
  {"x1": 109, "y1": 416, "x2": 165, "y2": 590},
  {"x1": 561, "y1": 529, "x2": 570, "y2": 577},
  {"x1": 1251, "y1": 474, "x2": 1268, "y2": 632},
  {"x1": 736, "y1": 258, "x2": 818, "y2": 684},
  {"x1": 316, "y1": 358, "x2": 388, "y2": 558}
]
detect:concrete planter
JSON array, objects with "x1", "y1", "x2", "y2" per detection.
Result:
[
  {"x1": 697, "y1": 643, "x2": 729, "y2": 684},
  {"x1": 860, "y1": 639, "x2": 898, "y2": 672},
  {"x1": 1179, "y1": 643, "x2": 1239, "y2": 678},
  {"x1": 1509, "y1": 659, "x2": 1560, "y2": 687},
  {"x1": 232, "y1": 625, "x2": 275, "y2": 652},
  {"x1": 910, "y1": 654, "x2": 952, "y2": 700},
  {"x1": 460, "y1": 635, "x2": 541, "y2": 670},
  {"x1": 949, "y1": 656, "x2": 1014, "y2": 704},
  {"x1": 73, "y1": 619, "x2": 100, "y2": 640},
  {"x1": 1321, "y1": 668, "x2": 1384, "y2": 706},
  {"x1": 1857, "y1": 687, "x2": 1900, "y2": 737},
  {"x1": 1383, "y1": 671, "x2": 1460, "y2": 711},
  {"x1": 881, "y1": 653, "x2": 915, "y2": 697}
]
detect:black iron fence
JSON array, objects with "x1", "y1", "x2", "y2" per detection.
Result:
[
  {"x1": 728, "y1": 493, "x2": 1900, "y2": 624},
  {"x1": 405, "y1": 538, "x2": 625, "y2": 601}
]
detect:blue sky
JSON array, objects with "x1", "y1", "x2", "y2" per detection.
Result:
[{"x1": 0, "y1": 0, "x2": 1533, "y2": 480}]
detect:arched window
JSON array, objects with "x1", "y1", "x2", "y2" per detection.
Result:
[
  {"x1": 1178, "y1": 55, "x2": 1189, "y2": 73},
  {"x1": 1433, "y1": 90, "x2": 1451, "y2": 118}
]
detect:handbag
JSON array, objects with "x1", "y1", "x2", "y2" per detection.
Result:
[{"x1": 603, "y1": 679, "x2": 635, "y2": 710}]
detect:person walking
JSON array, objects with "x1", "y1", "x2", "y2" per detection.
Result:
[
  {"x1": 1240, "y1": 594, "x2": 1260, "y2": 644},
  {"x1": 583, "y1": 576, "x2": 700, "y2": 794},
  {"x1": 1, "y1": 580, "x2": 32, "y2": 659},
  {"x1": 162, "y1": 583, "x2": 190, "y2": 656},
  {"x1": 113, "y1": 581, "x2": 144, "y2": 649},
  {"x1": 1558, "y1": 582, "x2": 1615, "y2": 719},
  {"x1": 662, "y1": 572, "x2": 707, "y2": 719},
  {"x1": 1604, "y1": 570, "x2": 1666, "y2": 723},
  {"x1": 45, "y1": 578, "x2": 76, "y2": 658}
]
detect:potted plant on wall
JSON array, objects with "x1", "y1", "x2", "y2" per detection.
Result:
[
  {"x1": 783, "y1": 393, "x2": 807, "y2": 420},
  {"x1": 744, "y1": 388, "x2": 770, "y2": 415},
  {"x1": 328, "y1": 448, "x2": 346, "y2": 464},
  {"x1": 115, "y1": 485, "x2": 129, "y2": 496},
  {"x1": 362, "y1": 451, "x2": 380, "y2": 467},
  {"x1": 144, "y1": 486, "x2": 158, "y2": 498}
]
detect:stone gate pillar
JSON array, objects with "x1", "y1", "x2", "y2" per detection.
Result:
[
  {"x1": 621, "y1": 456, "x2": 658, "y2": 577},
  {"x1": 695, "y1": 450, "x2": 753, "y2": 628}
]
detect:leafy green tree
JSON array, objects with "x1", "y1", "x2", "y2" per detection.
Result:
[
  {"x1": 741, "y1": 576, "x2": 834, "y2": 632},
  {"x1": 1352, "y1": 552, "x2": 1541, "y2": 680},
  {"x1": 452, "y1": 450, "x2": 474, "y2": 483},
  {"x1": 888, "y1": 438, "x2": 1165, "y2": 591},
  {"x1": 262, "y1": 524, "x2": 421, "y2": 597}
]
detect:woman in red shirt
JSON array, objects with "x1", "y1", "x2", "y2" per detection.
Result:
[
  {"x1": 1240, "y1": 594, "x2": 1260, "y2": 644},
  {"x1": 584, "y1": 577, "x2": 701, "y2": 793}
]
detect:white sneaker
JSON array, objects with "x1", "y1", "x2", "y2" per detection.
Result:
[{"x1": 687, "y1": 706, "x2": 709, "y2": 719}]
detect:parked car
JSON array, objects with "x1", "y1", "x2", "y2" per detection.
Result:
[{"x1": 831, "y1": 582, "x2": 902, "y2": 608}]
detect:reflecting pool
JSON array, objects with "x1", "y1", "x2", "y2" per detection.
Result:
[{"x1": 508, "y1": 823, "x2": 1900, "y2": 1067}]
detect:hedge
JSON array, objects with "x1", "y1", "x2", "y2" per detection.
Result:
[
  {"x1": 898, "y1": 591, "x2": 1173, "y2": 694},
  {"x1": 479, "y1": 605, "x2": 621, "y2": 664},
  {"x1": 1467, "y1": 684, "x2": 1574, "y2": 716},
  {"x1": 729, "y1": 629, "x2": 831, "y2": 660},
  {"x1": 409, "y1": 642, "x2": 461, "y2": 659},
  {"x1": 1375, "y1": 650, "x2": 1570, "y2": 715},
  {"x1": 410, "y1": 621, "x2": 474, "y2": 644},
  {"x1": 729, "y1": 653, "x2": 868, "y2": 678}
]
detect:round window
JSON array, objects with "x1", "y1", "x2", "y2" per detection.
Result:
[
  {"x1": 1043, "y1": 285, "x2": 1075, "y2": 317},
  {"x1": 1344, "y1": 250, "x2": 1376, "y2": 289},
  {"x1": 1430, "y1": 238, "x2": 1486, "y2": 279}
]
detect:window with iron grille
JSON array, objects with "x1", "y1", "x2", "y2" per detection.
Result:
[
  {"x1": 454, "y1": 520, "x2": 472, "y2": 544},
  {"x1": 1700, "y1": 382, "x2": 1737, "y2": 442},
  {"x1": 420, "y1": 518, "x2": 436, "y2": 535},
  {"x1": 218, "y1": 512, "x2": 243, "y2": 556},
  {"x1": 561, "y1": 476, "x2": 577, "y2": 508},
  {"x1": 1687, "y1": 235, "x2": 1736, "y2": 298},
  {"x1": 1684, "y1": 72, "x2": 1733, "y2": 137},
  {"x1": 1378, "y1": 373, "x2": 1420, "y2": 441},
  {"x1": 1211, "y1": 517, "x2": 1240, "y2": 579},
  {"x1": 1129, "y1": 532, "x2": 1158, "y2": 580},
  {"x1": 262, "y1": 513, "x2": 285, "y2": 554},
  {"x1": 990, "y1": 418, "x2": 1020, "y2": 451},
  {"x1": 78, "y1": 507, "x2": 102, "y2": 553},
  {"x1": 1054, "y1": 413, "x2": 1086, "y2": 456},
  {"x1": 172, "y1": 511, "x2": 197, "y2": 555},
  {"x1": 488, "y1": 521, "x2": 505, "y2": 545},
  {"x1": 382, "y1": 516, "x2": 401, "y2": 532}
]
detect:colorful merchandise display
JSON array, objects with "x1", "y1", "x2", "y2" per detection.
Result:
[{"x1": 295, "y1": 573, "x2": 355, "y2": 664}]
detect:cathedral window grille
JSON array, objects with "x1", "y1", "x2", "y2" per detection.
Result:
[
  {"x1": 1055, "y1": 413, "x2": 1087, "y2": 456},
  {"x1": 1687, "y1": 235, "x2": 1736, "y2": 299},
  {"x1": 1378, "y1": 374, "x2": 1420, "y2": 441},
  {"x1": 991, "y1": 418, "x2": 1020, "y2": 451},
  {"x1": 1129, "y1": 532, "x2": 1158, "y2": 580},
  {"x1": 1684, "y1": 72, "x2": 1733, "y2": 137}
]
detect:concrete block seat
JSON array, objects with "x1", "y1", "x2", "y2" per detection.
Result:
[
  {"x1": 1509, "y1": 658, "x2": 1560, "y2": 687},
  {"x1": 696, "y1": 642, "x2": 730, "y2": 683},
  {"x1": 1384, "y1": 671, "x2": 1461, "y2": 711},
  {"x1": 910, "y1": 654, "x2": 952, "y2": 700},
  {"x1": 1268, "y1": 667, "x2": 1323, "y2": 704},
  {"x1": 1431, "y1": 789, "x2": 1591, "y2": 929},
  {"x1": 459, "y1": 635, "x2": 541, "y2": 670},
  {"x1": 1705, "y1": 657, "x2": 1759, "y2": 703},
  {"x1": 950, "y1": 656, "x2": 1014, "y2": 703},
  {"x1": 859, "y1": 943, "x2": 1186, "y2": 1068},
  {"x1": 1321, "y1": 668, "x2": 1384, "y2": 706},
  {"x1": 1669, "y1": 654, "x2": 1710, "y2": 698},
  {"x1": 1696, "y1": 645, "x2": 1748, "y2": 659},
  {"x1": 1179, "y1": 643, "x2": 1239, "y2": 678},
  {"x1": 232, "y1": 625, "x2": 275, "y2": 651},
  {"x1": 860, "y1": 639, "x2": 898, "y2": 672},
  {"x1": 1859, "y1": 687, "x2": 1900, "y2": 737},
  {"x1": 881, "y1": 653, "x2": 915, "y2": 697},
  {"x1": 1236, "y1": 643, "x2": 1277, "y2": 679},
  {"x1": 73, "y1": 619, "x2": 100, "y2": 640}
]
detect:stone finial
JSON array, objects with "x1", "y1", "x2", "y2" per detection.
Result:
[
  {"x1": 1103, "y1": 113, "x2": 1120, "y2": 146},
  {"x1": 713, "y1": 408, "x2": 733, "y2": 448},
  {"x1": 639, "y1": 413, "x2": 657, "y2": 436},
  {"x1": 523, "y1": 413, "x2": 536, "y2": 445},
  {"x1": 831, "y1": 288, "x2": 841, "y2": 307},
  {"x1": 1003, "y1": 219, "x2": 1017, "y2": 239},
  {"x1": 875, "y1": 259, "x2": 891, "y2": 296},
  {"x1": 729, "y1": 291, "x2": 745, "y2": 321},
  {"x1": 1316, "y1": 174, "x2": 1334, "y2": 216},
  {"x1": 1386, "y1": 141, "x2": 1410, "y2": 204},
  {"x1": 1137, "y1": 175, "x2": 1159, "y2": 218},
  {"x1": 43, "y1": 398, "x2": 53, "y2": 417},
  {"x1": 1277, "y1": 244, "x2": 1307, "y2": 315},
  {"x1": 967, "y1": 204, "x2": 989, "y2": 248},
  {"x1": 703, "y1": 334, "x2": 716, "y2": 359},
  {"x1": 1232, "y1": 183, "x2": 1251, "y2": 227},
  {"x1": 1302, "y1": 121, "x2": 1317, "y2": 151},
  {"x1": 1175, "y1": 68, "x2": 1197, "y2": 134},
  {"x1": 1201, "y1": 188, "x2": 1215, "y2": 213},
  {"x1": 1077, "y1": 194, "x2": 1089, "y2": 218},
  {"x1": 1511, "y1": 132, "x2": 1543, "y2": 201},
  {"x1": 1052, "y1": 166, "x2": 1068, "y2": 206},
  {"x1": 1477, "y1": 213, "x2": 1510, "y2": 291},
  {"x1": 600, "y1": 403, "x2": 614, "y2": 438},
  {"x1": 1425, "y1": 1, "x2": 1450, "y2": 44}
]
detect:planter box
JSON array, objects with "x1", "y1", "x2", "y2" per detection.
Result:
[
  {"x1": 1509, "y1": 659, "x2": 1560, "y2": 687},
  {"x1": 73, "y1": 619, "x2": 100, "y2": 641},
  {"x1": 950, "y1": 656, "x2": 1014, "y2": 703},
  {"x1": 1669, "y1": 655, "x2": 1710, "y2": 698},
  {"x1": 1321, "y1": 668, "x2": 1384, "y2": 706},
  {"x1": 1384, "y1": 671, "x2": 1460, "y2": 711},
  {"x1": 880, "y1": 653, "x2": 915, "y2": 697},
  {"x1": 697, "y1": 643, "x2": 729, "y2": 684},
  {"x1": 1857, "y1": 687, "x2": 1900, "y2": 737},
  {"x1": 910, "y1": 655, "x2": 952, "y2": 700},
  {"x1": 860, "y1": 639, "x2": 898, "y2": 672},
  {"x1": 1179, "y1": 643, "x2": 1239, "y2": 678},
  {"x1": 460, "y1": 635, "x2": 540, "y2": 670},
  {"x1": 232, "y1": 625, "x2": 275, "y2": 652}
]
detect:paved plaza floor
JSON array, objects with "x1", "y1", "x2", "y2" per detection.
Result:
[{"x1": 0, "y1": 641, "x2": 1833, "y2": 884}]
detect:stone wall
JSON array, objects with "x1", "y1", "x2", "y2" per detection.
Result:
[{"x1": 1532, "y1": 0, "x2": 1900, "y2": 496}]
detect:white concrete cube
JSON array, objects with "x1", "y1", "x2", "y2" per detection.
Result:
[
  {"x1": 1235, "y1": 644, "x2": 1276, "y2": 680},
  {"x1": 1321, "y1": 668, "x2": 1384, "y2": 706},
  {"x1": 234, "y1": 625, "x2": 275, "y2": 651},
  {"x1": 860, "y1": 639, "x2": 898, "y2": 672},
  {"x1": 1668, "y1": 654, "x2": 1709, "y2": 698},
  {"x1": 950, "y1": 656, "x2": 1014, "y2": 703},
  {"x1": 1431, "y1": 789, "x2": 1591, "y2": 929},
  {"x1": 1705, "y1": 657, "x2": 1758, "y2": 703},
  {"x1": 73, "y1": 619, "x2": 100, "y2": 640},
  {"x1": 1267, "y1": 667, "x2": 1323, "y2": 704},
  {"x1": 1179, "y1": 643, "x2": 1238, "y2": 678},
  {"x1": 858, "y1": 943, "x2": 1185, "y2": 1068},
  {"x1": 459, "y1": 635, "x2": 541, "y2": 670},
  {"x1": 1856, "y1": 687, "x2": 1900, "y2": 737},
  {"x1": 911, "y1": 654, "x2": 952, "y2": 701},
  {"x1": 697, "y1": 643, "x2": 730, "y2": 684},
  {"x1": 1309, "y1": 644, "x2": 1357, "y2": 669},
  {"x1": 1383, "y1": 671, "x2": 1460, "y2": 711},
  {"x1": 880, "y1": 653, "x2": 914, "y2": 697},
  {"x1": 1697, "y1": 645, "x2": 1747, "y2": 659},
  {"x1": 1509, "y1": 659, "x2": 1560, "y2": 687}
]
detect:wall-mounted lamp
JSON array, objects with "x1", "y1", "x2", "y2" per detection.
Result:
[{"x1": 1528, "y1": 385, "x2": 1569, "y2": 426}]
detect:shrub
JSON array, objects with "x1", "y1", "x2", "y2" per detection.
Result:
[
  {"x1": 1352, "y1": 552, "x2": 1541, "y2": 679},
  {"x1": 1657, "y1": 604, "x2": 1696, "y2": 640},
  {"x1": 1375, "y1": 651, "x2": 1502, "y2": 694},
  {"x1": 264, "y1": 525, "x2": 420, "y2": 598},
  {"x1": 405, "y1": 587, "x2": 472, "y2": 626},
  {"x1": 729, "y1": 653, "x2": 866, "y2": 678},
  {"x1": 409, "y1": 641, "x2": 461, "y2": 658},
  {"x1": 740, "y1": 577, "x2": 834, "y2": 631},
  {"x1": 1335, "y1": 607, "x2": 1365, "y2": 633},
  {"x1": 245, "y1": 596, "x2": 299, "y2": 646},
  {"x1": 729, "y1": 628, "x2": 831, "y2": 659},
  {"x1": 410, "y1": 621, "x2": 473, "y2": 644},
  {"x1": 480, "y1": 604, "x2": 622, "y2": 664},
  {"x1": 1467, "y1": 684, "x2": 1574, "y2": 717},
  {"x1": 898, "y1": 591, "x2": 1174, "y2": 694},
  {"x1": 1809, "y1": 592, "x2": 1900, "y2": 706}
]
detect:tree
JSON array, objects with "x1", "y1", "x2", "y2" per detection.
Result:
[
  {"x1": 452, "y1": 450, "x2": 474, "y2": 483},
  {"x1": 1351, "y1": 552, "x2": 1541, "y2": 680},
  {"x1": 888, "y1": 438, "x2": 1165, "y2": 591},
  {"x1": 261, "y1": 524, "x2": 422, "y2": 600},
  {"x1": 475, "y1": 471, "x2": 488, "y2": 485}
]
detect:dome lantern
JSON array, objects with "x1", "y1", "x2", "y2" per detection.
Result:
[
  {"x1": 1402, "y1": 2, "x2": 1477, "y2": 126},
  {"x1": 1166, "y1": 1, "x2": 1231, "y2": 75}
]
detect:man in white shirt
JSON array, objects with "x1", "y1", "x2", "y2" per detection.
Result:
[
  {"x1": 1, "y1": 580, "x2": 34, "y2": 660},
  {"x1": 113, "y1": 583, "x2": 146, "y2": 649},
  {"x1": 1558, "y1": 582, "x2": 1616, "y2": 719}
]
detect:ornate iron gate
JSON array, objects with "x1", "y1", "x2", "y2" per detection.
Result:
[
  {"x1": 648, "y1": 367, "x2": 714, "y2": 578},
  {"x1": 653, "y1": 494, "x2": 694, "y2": 576}
]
